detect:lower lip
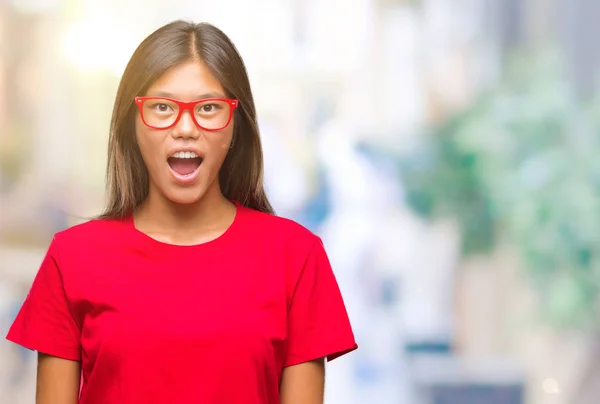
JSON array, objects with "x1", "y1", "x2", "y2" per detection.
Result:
[{"x1": 168, "y1": 163, "x2": 202, "y2": 185}]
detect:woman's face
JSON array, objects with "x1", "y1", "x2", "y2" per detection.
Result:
[{"x1": 135, "y1": 60, "x2": 234, "y2": 205}]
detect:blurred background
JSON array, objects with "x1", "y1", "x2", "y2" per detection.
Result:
[{"x1": 1, "y1": 0, "x2": 600, "y2": 403}]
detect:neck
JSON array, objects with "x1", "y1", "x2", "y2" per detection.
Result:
[{"x1": 133, "y1": 183, "x2": 236, "y2": 245}]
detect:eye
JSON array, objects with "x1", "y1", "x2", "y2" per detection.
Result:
[
  {"x1": 201, "y1": 104, "x2": 217, "y2": 112},
  {"x1": 197, "y1": 102, "x2": 226, "y2": 114},
  {"x1": 154, "y1": 103, "x2": 172, "y2": 113}
]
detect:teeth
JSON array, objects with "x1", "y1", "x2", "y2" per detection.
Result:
[{"x1": 172, "y1": 151, "x2": 199, "y2": 159}]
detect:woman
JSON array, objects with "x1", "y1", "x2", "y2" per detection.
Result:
[{"x1": 6, "y1": 20, "x2": 357, "y2": 403}]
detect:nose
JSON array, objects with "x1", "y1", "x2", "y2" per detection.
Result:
[{"x1": 172, "y1": 110, "x2": 199, "y2": 139}]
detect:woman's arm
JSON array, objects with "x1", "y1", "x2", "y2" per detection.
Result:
[
  {"x1": 36, "y1": 353, "x2": 81, "y2": 404},
  {"x1": 280, "y1": 358, "x2": 325, "y2": 404}
]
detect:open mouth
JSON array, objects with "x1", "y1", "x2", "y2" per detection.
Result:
[{"x1": 167, "y1": 151, "x2": 203, "y2": 180}]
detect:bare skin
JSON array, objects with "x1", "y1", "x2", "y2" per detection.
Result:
[
  {"x1": 280, "y1": 358, "x2": 326, "y2": 404},
  {"x1": 133, "y1": 60, "x2": 236, "y2": 246},
  {"x1": 36, "y1": 354, "x2": 80, "y2": 404}
]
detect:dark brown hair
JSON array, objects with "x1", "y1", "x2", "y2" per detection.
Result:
[{"x1": 99, "y1": 20, "x2": 273, "y2": 219}]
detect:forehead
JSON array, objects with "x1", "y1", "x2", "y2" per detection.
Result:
[{"x1": 146, "y1": 60, "x2": 226, "y2": 99}]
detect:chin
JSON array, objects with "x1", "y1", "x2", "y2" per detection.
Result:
[{"x1": 162, "y1": 187, "x2": 207, "y2": 205}]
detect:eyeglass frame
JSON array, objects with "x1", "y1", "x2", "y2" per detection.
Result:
[{"x1": 134, "y1": 96, "x2": 239, "y2": 131}]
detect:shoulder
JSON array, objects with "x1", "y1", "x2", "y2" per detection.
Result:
[
  {"x1": 51, "y1": 216, "x2": 128, "y2": 252},
  {"x1": 34, "y1": 218, "x2": 128, "y2": 285},
  {"x1": 239, "y1": 206, "x2": 320, "y2": 251}
]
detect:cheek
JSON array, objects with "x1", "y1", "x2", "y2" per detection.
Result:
[
  {"x1": 208, "y1": 129, "x2": 233, "y2": 163},
  {"x1": 135, "y1": 128, "x2": 163, "y2": 170}
]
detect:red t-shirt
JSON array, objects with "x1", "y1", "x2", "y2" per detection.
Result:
[{"x1": 6, "y1": 204, "x2": 357, "y2": 403}]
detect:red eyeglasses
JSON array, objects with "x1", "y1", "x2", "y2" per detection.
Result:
[{"x1": 134, "y1": 96, "x2": 239, "y2": 131}]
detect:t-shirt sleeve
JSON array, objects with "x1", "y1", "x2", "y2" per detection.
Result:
[
  {"x1": 283, "y1": 237, "x2": 358, "y2": 367},
  {"x1": 6, "y1": 237, "x2": 81, "y2": 361}
]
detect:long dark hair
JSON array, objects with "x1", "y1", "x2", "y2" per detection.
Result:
[{"x1": 100, "y1": 20, "x2": 273, "y2": 219}]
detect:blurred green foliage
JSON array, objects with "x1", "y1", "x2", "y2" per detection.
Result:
[{"x1": 400, "y1": 50, "x2": 600, "y2": 330}]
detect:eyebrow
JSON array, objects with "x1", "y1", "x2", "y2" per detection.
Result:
[{"x1": 146, "y1": 90, "x2": 227, "y2": 99}]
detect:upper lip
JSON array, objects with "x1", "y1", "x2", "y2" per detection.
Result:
[{"x1": 167, "y1": 146, "x2": 204, "y2": 159}]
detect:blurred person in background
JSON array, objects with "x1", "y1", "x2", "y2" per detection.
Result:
[{"x1": 5, "y1": 20, "x2": 357, "y2": 404}]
